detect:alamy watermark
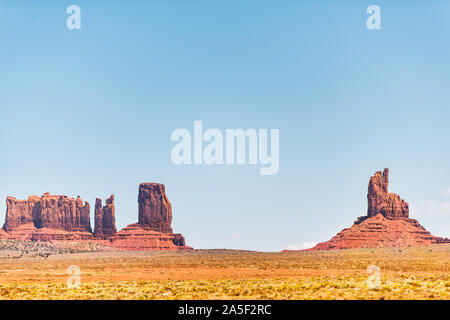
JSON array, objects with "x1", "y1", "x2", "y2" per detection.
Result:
[
  {"x1": 366, "y1": 264, "x2": 381, "y2": 289},
  {"x1": 170, "y1": 121, "x2": 279, "y2": 175},
  {"x1": 366, "y1": 5, "x2": 381, "y2": 30},
  {"x1": 66, "y1": 5, "x2": 81, "y2": 30},
  {"x1": 66, "y1": 265, "x2": 81, "y2": 289},
  {"x1": 65, "y1": 5, "x2": 379, "y2": 32}
]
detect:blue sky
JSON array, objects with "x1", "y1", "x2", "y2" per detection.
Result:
[{"x1": 0, "y1": 1, "x2": 449, "y2": 251}]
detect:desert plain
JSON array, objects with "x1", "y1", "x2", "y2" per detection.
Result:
[{"x1": 0, "y1": 240, "x2": 448, "y2": 300}]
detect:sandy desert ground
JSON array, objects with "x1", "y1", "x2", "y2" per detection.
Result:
[{"x1": 0, "y1": 240, "x2": 448, "y2": 300}]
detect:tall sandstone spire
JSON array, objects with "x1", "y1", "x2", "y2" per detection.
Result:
[
  {"x1": 94, "y1": 195, "x2": 117, "y2": 239},
  {"x1": 138, "y1": 183, "x2": 173, "y2": 233},
  {"x1": 306, "y1": 168, "x2": 450, "y2": 250},
  {"x1": 367, "y1": 168, "x2": 409, "y2": 219}
]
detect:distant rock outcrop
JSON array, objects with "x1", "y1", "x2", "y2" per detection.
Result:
[
  {"x1": 94, "y1": 195, "x2": 117, "y2": 239},
  {"x1": 3, "y1": 196, "x2": 40, "y2": 231},
  {"x1": 109, "y1": 183, "x2": 191, "y2": 250},
  {"x1": 306, "y1": 169, "x2": 450, "y2": 251},
  {"x1": 367, "y1": 168, "x2": 409, "y2": 219},
  {"x1": 108, "y1": 223, "x2": 189, "y2": 251},
  {"x1": 1, "y1": 184, "x2": 191, "y2": 250},
  {"x1": 4, "y1": 193, "x2": 92, "y2": 233},
  {"x1": 310, "y1": 214, "x2": 448, "y2": 250},
  {"x1": 138, "y1": 183, "x2": 173, "y2": 233}
]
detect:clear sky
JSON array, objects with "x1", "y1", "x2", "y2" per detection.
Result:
[{"x1": 0, "y1": 1, "x2": 449, "y2": 251}]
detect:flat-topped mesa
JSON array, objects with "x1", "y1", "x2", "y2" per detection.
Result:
[
  {"x1": 3, "y1": 196, "x2": 41, "y2": 231},
  {"x1": 367, "y1": 168, "x2": 409, "y2": 219},
  {"x1": 37, "y1": 193, "x2": 92, "y2": 232},
  {"x1": 3, "y1": 193, "x2": 92, "y2": 233},
  {"x1": 138, "y1": 183, "x2": 173, "y2": 233},
  {"x1": 94, "y1": 195, "x2": 117, "y2": 239}
]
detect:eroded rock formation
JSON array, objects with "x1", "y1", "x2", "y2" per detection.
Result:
[
  {"x1": 367, "y1": 168, "x2": 409, "y2": 219},
  {"x1": 1, "y1": 183, "x2": 191, "y2": 250},
  {"x1": 3, "y1": 196, "x2": 40, "y2": 231},
  {"x1": 138, "y1": 183, "x2": 173, "y2": 233},
  {"x1": 304, "y1": 169, "x2": 450, "y2": 251},
  {"x1": 309, "y1": 214, "x2": 448, "y2": 250},
  {"x1": 4, "y1": 193, "x2": 92, "y2": 233},
  {"x1": 94, "y1": 195, "x2": 117, "y2": 239},
  {"x1": 108, "y1": 183, "x2": 191, "y2": 250}
]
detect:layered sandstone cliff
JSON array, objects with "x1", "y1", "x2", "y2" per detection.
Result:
[
  {"x1": 138, "y1": 183, "x2": 173, "y2": 233},
  {"x1": 108, "y1": 183, "x2": 190, "y2": 250},
  {"x1": 3, "y1": 196, "x2": 40, "y2": 231},
  {"x1": 366, "y1": 168, "x2": 409, "y2": 219},
  {"x1": 306, "y1": 169, "x2": 450, "y2": 251},
  {"x1": 4, "y1": 223, "x2": 94, "y2": 241},
  {"x1": 0, "y1": 184, "x2": 191, "y2": 250},
  {"x1": 310, "y1": 214, "x2": 448, "y2": 250},
  {"x1": 4, "y1": 193, "x2": 92, "y2": 233},
  {"x1": 108, "y1": 224, "x2": 189, "y2": 250}
]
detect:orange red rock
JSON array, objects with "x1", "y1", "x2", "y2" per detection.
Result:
[
  {"x1": 138, "y1": 183, "x2": 173, "y2": 233},
  {"x1": 367, "y1": 168, "x2": 409, "y2": 219},
  {"x1": 306, "y1": 169, "x2": 450, "y2": 251},
  {"x1": 310, "y1": 214, "x2": 448, "y2": 250},
  {"x1": 4, "y1": 193, "x2": 92, "y2": 233},
  {"x1": 4, "y1": 223, "x2": 93, "y2": 241},
  {"x1": 108, "y1": 223, "x2": 190, "y2": 251},
  {"x1": 0, "y1": 184, "x2": 191, "y2": 250},
  {"x1": 109, "y1": 183, "x2": 190, "y2": 250},
  {"x1": 94, "y1": 195, "x2": 117, "y2": 239}
]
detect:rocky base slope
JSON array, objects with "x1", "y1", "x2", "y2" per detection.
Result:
[
  {"x1": 107, "y1": 224, "x2": 190, "y2": 250},
  {"x1": 309, "y1": 214, "x2": 449, "y2": 250}
]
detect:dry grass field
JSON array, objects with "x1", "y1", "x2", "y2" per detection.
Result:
[{"x1": 0, "y1": 240, "x2": 448, "y2": 300}]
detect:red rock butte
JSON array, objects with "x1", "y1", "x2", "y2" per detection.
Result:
[
  {"x1": 1, "y1": 183, "x2": 192, "y2": 251},
  {"x1": 302, "y1": 169, "x2": 450, "y2": 251}
]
